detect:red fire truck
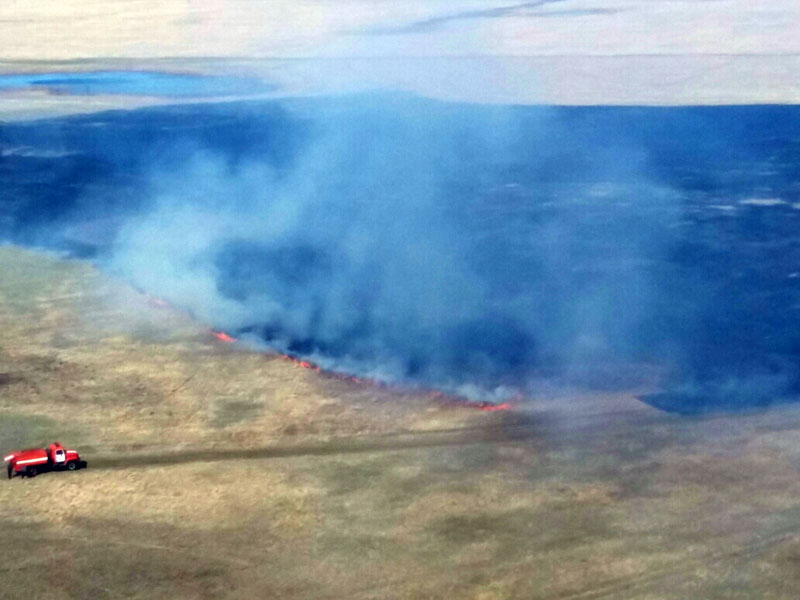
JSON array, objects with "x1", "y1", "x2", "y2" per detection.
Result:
[{"x1": 4, "y1": 442, "x2": 87, "y2": 479}]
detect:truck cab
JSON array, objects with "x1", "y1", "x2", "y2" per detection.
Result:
[{"x1": 50, "y1": 442, "x2": 67, "y2": 465}]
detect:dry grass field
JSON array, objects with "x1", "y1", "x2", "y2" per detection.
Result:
[{"x1": 4, "y1": 245, "x2": 800, "y2": 599}]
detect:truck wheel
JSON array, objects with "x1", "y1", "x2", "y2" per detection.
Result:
[
  {"x1": 67, "y1": 461, "x2": 77, "y2": 471},
  {"x1": 27, "y1": 467, "x2": 37, "y2": 478},
  {"x1": 7, "y1": 464, "x2": 12, "y2": 479}
]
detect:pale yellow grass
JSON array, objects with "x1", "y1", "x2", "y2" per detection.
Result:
[{"x1": 4, "y1": 246, "x2": 800, "y2": 598}]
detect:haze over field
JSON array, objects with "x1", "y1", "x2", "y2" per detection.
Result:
[{"x1": 1, "y1": 0, "x2": 800, "y2": 109}]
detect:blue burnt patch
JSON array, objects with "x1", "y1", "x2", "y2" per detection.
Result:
[
  {"x1": 0, "y1": 70, "x2": 274, "y2": 97},
  {"x1": 2, "y1": 97, "x2": 800, "y2": 412}
]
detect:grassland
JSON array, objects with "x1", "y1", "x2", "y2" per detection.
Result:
[{"x1": 3, "y1": 245, "x2": 800, "y2": 599}]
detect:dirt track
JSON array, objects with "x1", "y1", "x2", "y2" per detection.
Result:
[
  {"x1": 87, "y1": 422, "x2": 522, "y2": 468},
  {"x1": 82, "y1": 406, "x2": 673, "y2": 469}
]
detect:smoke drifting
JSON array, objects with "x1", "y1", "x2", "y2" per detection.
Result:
[
  {"x1": 102, "y1": 96, "x2": 668, "y2": 397},
  {"x1": 3, "y1": 97, "x2": 800, "y2": 411}
]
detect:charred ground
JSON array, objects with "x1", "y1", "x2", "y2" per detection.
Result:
[{"x1": 4, "y1": 99, "x2": 800, "y2": 409}]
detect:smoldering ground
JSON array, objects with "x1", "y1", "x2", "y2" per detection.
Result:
[{"x1": 2, "y1": 97, "x2": 800, "y2": 411}]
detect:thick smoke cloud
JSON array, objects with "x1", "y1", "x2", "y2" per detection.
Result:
[
  {"x1": 3, "y1": 98, "x2": 800, "y2": 411},
  {"x1": 105, "y1": 96, "x2": 677, "y2": 398}
]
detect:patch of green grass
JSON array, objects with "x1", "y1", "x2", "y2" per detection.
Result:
[
  {"x1": 0, "y1": 517, "x2": 233, "y2": 600},
  {"x1": 426, "y1": 504, "x2": 614, "y2": 562},
  {"x1": 209, "y1": 399, "x2": 264, "y2": 428},
  {"x1": 429, "y1": 511, "x2": 534, "y2": 545},
  {"x1": 0, "y1": 411, "x2": 86, "y2": 453},
  {"x1": 318, "y1": 459, "x2": 390, "y2": 496}
]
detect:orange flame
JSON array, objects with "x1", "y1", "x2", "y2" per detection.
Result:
[
  {"x1": 475, "y1": 402, "x2": 512, "y2": 412},
  {"x1": 211, "y1": 331, "x2": 237, "y2": 343},
  {"x1": 207, "y1": 331, "x2": 515, "y2": 411},
  {"x1": 282, "y1": 355, "x2": 322, "y2": 373}
]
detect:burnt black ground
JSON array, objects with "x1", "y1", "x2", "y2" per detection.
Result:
[{"x1": 2, "y1": 98, "x2": 800, "y2": 412}]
